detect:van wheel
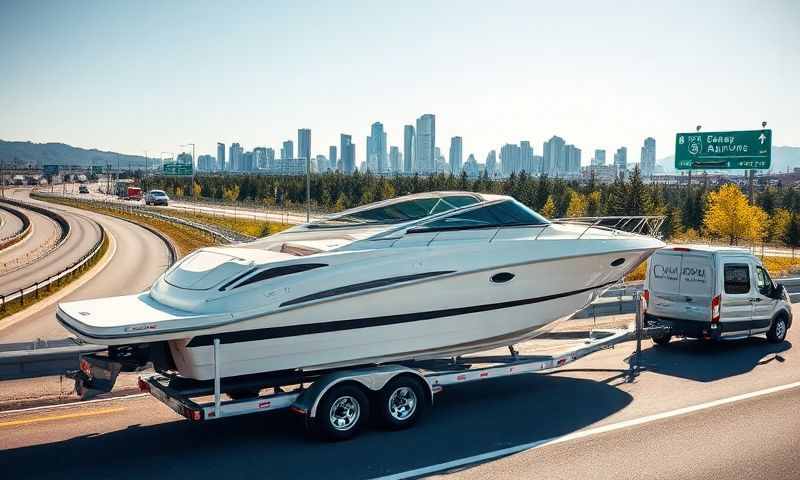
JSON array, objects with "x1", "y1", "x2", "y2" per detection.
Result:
[
  {"x1": 310, "y1": 384, "x2": 369, "y2": 441},
  {"x1": 651, "y1": 332, "x2": 671, "y2": 346},
  {"x1": 377, "y1": 376, "x2": 428, "y2": 430},
  {"x1": 767, "y1": 315, "x2": 788, "y2": 343}
]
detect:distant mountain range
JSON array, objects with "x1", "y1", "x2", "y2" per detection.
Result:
[
  {"x1": 657, "y1": 145, "x2": 800, "y2": 174},
  {"x1": 0, "y1": 140, "x2": 149, "y2": 169}
]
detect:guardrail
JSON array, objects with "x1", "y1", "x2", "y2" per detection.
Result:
[
  {"x1": 34, "y1": 192, "x2": 237, "y2": 244},
  {"x1": 0, "y1": 203, "x2": 31, "y2": 249},
  {"x1": 0, "y1": 221, "x2": 106, "y2": 313}
]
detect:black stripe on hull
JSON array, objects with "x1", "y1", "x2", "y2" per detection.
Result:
[{"x1": 186, "y1": 280, "x2": 617, "y2": 347}]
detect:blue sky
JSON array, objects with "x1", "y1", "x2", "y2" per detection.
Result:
[{"x1": 1, "y1": 0, "x2": 798, "y2": 165}]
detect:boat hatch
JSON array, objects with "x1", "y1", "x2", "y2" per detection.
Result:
[{"x1": 165, "y1": 250, "x2": 253, "y2": 290}]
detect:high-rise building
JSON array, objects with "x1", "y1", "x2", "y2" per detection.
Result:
[
  {"x1": 614, "y1": 146, "x2": 628, "y2": 178},
  {"x1": 340, "y1": 134, "x2": 355, "y2": 174},
  {"x1": 217, "y1": 143, "x2": 225, "y2": 171},
  {"x1": 281, "y1": 140, "x2": 294, "y2": 160},
  {"x1": 485, "y1": 150, "x2": 497, "y2": 177},
  {"x1": 415, "y1": 114, "x2": 435, "y2": 174},
  {"x1": 265, "y1": 148, "x2": 275, "y2": 170},
  {"x1": 449, "y1": 136, "x2": 462, "y2": 173},
  {"x1": 565, "y1": 145, "x2": 581, "y2": 175},
  {"x1": 592, "y1": 149, "x2": 606, "y2": 166},
  {"x1": 403, "y1": 125, "x2": 415, "y2": 173},
  {"x1": 389, "y1": 146, "x2": 401, "y2": 172},
  {"x1": 241, "y1": 151, "x2": 255, "y2": 171},
  {"x1": 228, "y1": 143, "x2": 242, "y2": 171},
  {"x1": 640, "y1": 137, "x2": 656, "y2": 177},
  {"x1": 366, "y1": 122, "x2": 387, "y2": 173},
  {"x1": 464, "y1": 154, "x2": 479, "y2": 178},
  {"x1": 542, "y1": 136, "x2": 566, "y2": 176},
  {"x1": 532, "y1": 155, "x2": 543, "y2": 173},
  {"x1": 197, "y1": 154, "x2": 215, "y2": 171},
  {"x1": 298, "y1": 128, "x2": 311, "y2": 162},
  {"x1": 500, "y1": 143, "x2": 521, "y2": 176},
  {"x1": 520, "y1": 141, "x2": 534, "y2": 173},
  {"x1": 314, "y1": 154, "x2": 328, "y2": 172},
  {"x1": 253, "y1": 147, "x2": 267, "y2": 170},
  {"x1": 328, "y1": 146, "x2": 337, "y2": 172}
]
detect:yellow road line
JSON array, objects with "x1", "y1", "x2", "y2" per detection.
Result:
[{"x1": 0, "y1": 406, "x2": 125, "y2": 428}]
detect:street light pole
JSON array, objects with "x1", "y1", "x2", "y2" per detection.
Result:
[{"x1": 306, "y1": 156, "x2": 310, "y2": 223}]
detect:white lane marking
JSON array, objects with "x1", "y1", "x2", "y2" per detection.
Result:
[
  {"x1": 0, "y1": 393, "x2": 147, "y2": 417},
  {"x1": 370, "y1": 380, "x2": 800, "y2": 480}
]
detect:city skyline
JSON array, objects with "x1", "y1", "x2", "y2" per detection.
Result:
[{"x1": 1, "y1": 1, "x2": 798, "y2": 164}]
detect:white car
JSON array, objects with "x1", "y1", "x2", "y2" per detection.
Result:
[
  {"x1": 643, "y1": 245, "x2": 792, "y2": 345},
  {"x1": 145, "y1": 190, "x2": 170, "y2": 206}
]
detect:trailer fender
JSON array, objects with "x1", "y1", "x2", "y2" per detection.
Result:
[{"x1": 294, "y1": 365, "x2": 432, "y2": 419}]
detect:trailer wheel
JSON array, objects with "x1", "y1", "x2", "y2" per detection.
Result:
[
  {"x1": 651, "y1": 332, "x2": 671, "y2": 346},
  {"x1": 377, "y1": 376, "x2": 428, "y2": 430},
  {"x1": 312, "y1": 384, "x2": 369, "y2": 441},
  {"x1": 767, "y1": 315, "x2": 788, "y2": 344}
]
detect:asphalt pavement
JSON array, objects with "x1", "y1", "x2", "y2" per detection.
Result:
[
  {"x1": 1, "y1": 306, "x2": 797, "y2": 479},
  {"x1": 0, "y1": 188, "x2": 172, "y2": 342}
]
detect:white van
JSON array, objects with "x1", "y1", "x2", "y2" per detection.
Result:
[{"x1": 643, "y1": 245, "x2": 792, "y2": 345}]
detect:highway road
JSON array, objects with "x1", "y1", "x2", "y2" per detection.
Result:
[
  {"x1": 0, "y1": 205, "x2": 23, "y2": 240},
  {"x1": 1, "y1": 306, "x2": 797, "y2": 479},
  {"x1": 0, "y1": 188, "x2": 172, "y2": 342},
  {"x1": 0, "y1": 193, "x2": 96, "y2": 297}
]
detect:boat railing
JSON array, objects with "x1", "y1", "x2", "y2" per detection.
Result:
[{"x1": 535, "y1": 215, "x2": 666, "y2": 240}]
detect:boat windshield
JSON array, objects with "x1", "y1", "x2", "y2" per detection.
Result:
[
  {"x1": 408, "y1": 199, "x2": 549, "y2": 232},
  {"x1": 308, "y1": 195, "x2": 480, "y2": 228}
]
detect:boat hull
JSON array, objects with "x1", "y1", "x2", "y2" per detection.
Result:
[{"x1": 169, "y1": 249, "x2": 648, "y2": 380}]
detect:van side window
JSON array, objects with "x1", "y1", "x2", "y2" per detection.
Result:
[
  {"x1": 724, "y1": 264, "x2": 751, "y2": 295},
  {"x1": 756, "y1": 267, "x2": 772, "y2": 295}
]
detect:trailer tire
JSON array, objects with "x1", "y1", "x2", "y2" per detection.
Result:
[
  {"x1": 651, "y1": 332, "x2": 671, "y2": 346},
  {"x1": 767, "y1": 315, "x2": 788, "y2": 344},
  {"x1": 376, "y1": 376, "x2": 428, "y2": 430},
  {"x1": 311, "y1": 384, "x2": 369, "y2": 441}
]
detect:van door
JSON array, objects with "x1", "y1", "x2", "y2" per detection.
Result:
[
  {"x1": 677, "y1": 252, "x2": 714, "y2": 322},
  {"x1": 752, "y1": 264, "x2": 778, "y2": 333},
  {"x1": 646, "y1": 250, "x2": 684, "y2": 320},
  {"x1": 720, "y1": 261, "x2": 754, "y2": 336}
]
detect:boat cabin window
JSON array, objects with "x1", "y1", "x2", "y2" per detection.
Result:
[
  {"x1": 409, "y1": 200, "x2": 548, "y2": 233},
  {"x1": 308, "y1": 195, "x2": 480, "y2": 228}
]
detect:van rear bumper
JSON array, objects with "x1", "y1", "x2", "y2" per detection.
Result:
[
  {"x1": 645, "y1": 314, "x2": 720, "y2": 339},
  {"x1": 645, "y1": 314, "x2": 772, "y2": 340}
]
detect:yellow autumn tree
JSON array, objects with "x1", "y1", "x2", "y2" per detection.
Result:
[
  {"x1": 565, "y1": 191, "x2": 588, "y2": 217},
  {"x1": 223, "y1": 185, "x2": 240, "y2": 203},
  {"x1": 541, "y1": 195, "x2": 557, "y2": 218},
  {"x1": 703, "y1": 184, "x2": 767, "y2": 245},
  {"x1": 767, "y1": 208, "x2": 791, "y2": 244},
  {"x1": 192, "y1": 181, "x2": 202, "y2": 200}
]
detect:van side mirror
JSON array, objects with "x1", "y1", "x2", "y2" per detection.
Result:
[{"x1": 772, "y1": 283, "x2": 785, "y2": 300}]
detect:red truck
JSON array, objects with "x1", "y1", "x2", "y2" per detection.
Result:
[{"x1": 126, "y1": 186, "x2": 143, "y2": 201}]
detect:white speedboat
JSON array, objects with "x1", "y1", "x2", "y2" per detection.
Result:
[{"x1": 58, "y1": 192, "x2": 663, "y2": 391}]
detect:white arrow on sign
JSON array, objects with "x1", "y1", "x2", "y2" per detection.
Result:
[{"x1": 758, "y1": 133, "x2": 766, "y2": 144}]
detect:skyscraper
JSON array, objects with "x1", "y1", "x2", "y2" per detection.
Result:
[
  {"x1": 520, "y1": 141, "x2": 534, "y2": 173},
  {"x1": 415, "y1": 114, "x2": 435, "y2": 174},
  {"x1": 485, "y1": 150, "x2": 497, "y2": 177},
  {"x1": 217, "y1": 142, "x2": 225, "y2": 171},
  {"x1": 448, "y1": 136, "x2": 462, "y2": 173},
  {"x1": 253, "y1": 147, "x2": 267, "y2": 170},
  {"x1": 340, "y1": 134, "x2": 355, "y2": 174},
  {"x1": 592, "y1": 149, "x2": 606, "y2": 166},
  {"x1": 366, "y1": 122, "x2": 387, "y2": 173},
  {"x1": 265, "y1": 148, "x2": 275, "y2": 170},
  {"x1": 500, "y1": 143, "x2": 521, "y2": 176},
  {"x1": 298, "y1": 128, "x2": 311, "y2": 162},
  {"x1": 328, "y1": 145, "x2": 337, "y2": 172},
  {"x1": 281, "y1": 140, "x2": 294, "y2": 160},
  {"x1": 565, "y1": 145, "x2": 582, "y2": 175},
  {"x1": 228, "y1": 143, "x2": 242, "y2": 171},
  {"x1": 640, "y1": 137, "x2": 656, "y2": 177},
  {"x1": 614, "y1": 146, "x2": 628, "y2": 178},
  {"x1": 403, "y1": 125, "x2": 414, "y2": 173},
  {"x1": 542, "y1": 136, "x2": 566, "y2": 176},
  {"x1": 389, "y1": 146, "x2": 401, "y2": 172}
]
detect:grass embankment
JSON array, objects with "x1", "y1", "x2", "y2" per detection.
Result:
[
  {"x1": 155, "y1": 208, "x2": 290, "y2": 238},
  {"x1": 0, "y1": 233, "x2": 109, "y2": 321},
  {"x1": 39, "y1": 196, "x2": 218, "y2": 258},
  {"x1": 625, "y1": 255, "x2": 800, "y2": 283}
]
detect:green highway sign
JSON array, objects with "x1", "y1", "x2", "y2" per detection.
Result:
[
  {"x1": 163, "y1": 162, "x2": 193, "y2": 176},
  {"x1": 91, "y1": 165, "x2": 104, "y2": 174},
  {"x1": 675, "y1": 129, "x2": 771, "y2": 170}
]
